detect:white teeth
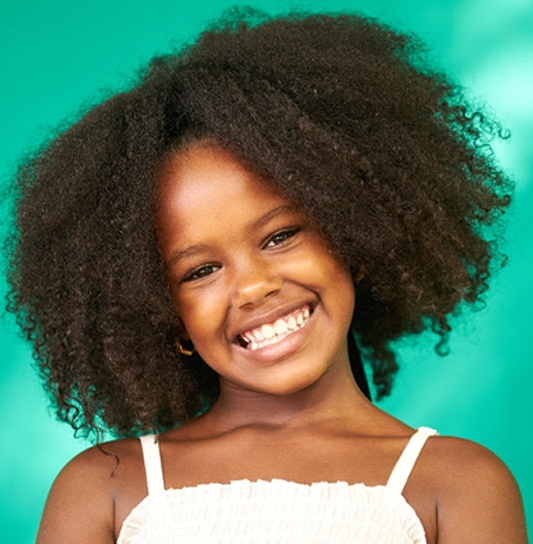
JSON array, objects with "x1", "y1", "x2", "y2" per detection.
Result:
[
  {"x1": 262, "y1": 324, "x2": 275, "y2": 339},
  {"x1": 274, "y1": 319, "x2": 288, "y2": 335},
  {"x1": 237, "y1": 305, "x2": 313, "y2": 351}
]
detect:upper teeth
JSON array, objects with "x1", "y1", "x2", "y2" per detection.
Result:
[{"x1": 238, "y1": 306, "x2": 311, "y2": 351}]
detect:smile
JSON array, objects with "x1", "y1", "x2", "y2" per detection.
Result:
[{"x1": 236, "y1": 305, "x2": 313, "y2": 351}]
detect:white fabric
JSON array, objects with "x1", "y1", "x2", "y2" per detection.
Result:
[
  {"x1": 139, "y1": 434, "x2": 165, "y2": 496},
  {"x1": 386, "y1": 426, "x2": 436, "y2": 494},
  {"x1": 118, "y1": 427, "x2": 438, "y2": 544}
]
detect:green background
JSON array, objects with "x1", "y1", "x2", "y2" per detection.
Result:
[{"x1": 1, "y1": 0, "x2": 531, "y2": 541}]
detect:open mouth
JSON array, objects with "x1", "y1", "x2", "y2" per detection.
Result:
[{"x1": 235, "y1": 304, "x2": 314, "y2": 351}]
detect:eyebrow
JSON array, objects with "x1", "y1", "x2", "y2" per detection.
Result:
[
  {"x1": 166, "y1": 204, "x2": 298, "y2": 266},
  {"x1": 166, "y1": 243, "x2": 211, "y2": 266},
  {"x1": 251, "y1": 204, "x2": 297, "y2": 230}
]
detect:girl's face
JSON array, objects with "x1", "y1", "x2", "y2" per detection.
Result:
[{"x1": 156, "y1": 141, "x2": 355, "y2": 396}]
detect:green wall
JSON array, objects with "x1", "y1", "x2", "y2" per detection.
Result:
[{"x1": 1, "y1": 1, "x2": 531, "y2": 541}]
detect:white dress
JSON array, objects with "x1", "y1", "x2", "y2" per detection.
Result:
[{"x1": 117, "y1": 426, "x2": 438, "y2": 543}]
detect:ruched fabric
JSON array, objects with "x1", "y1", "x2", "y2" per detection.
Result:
[{"x1": 117, "y1": 427, "x2": 437, "y2": 544}]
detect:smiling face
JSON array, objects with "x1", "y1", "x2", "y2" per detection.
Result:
[{"x1": 156, "y1": 141, "x2": 355, "y2": 397}]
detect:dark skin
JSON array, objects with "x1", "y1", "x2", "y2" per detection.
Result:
[{"x1": 36, "y1": 142, "x2": 527, "y2": 543}]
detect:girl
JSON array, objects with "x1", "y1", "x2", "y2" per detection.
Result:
[{"x1": 5, "y1": 9, "x2": 527, "y2": 543}]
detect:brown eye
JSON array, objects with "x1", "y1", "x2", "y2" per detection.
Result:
[
  {"x1": 263, "y1": 227, "x2": 301, "y2": 249},
  {"x1": 182, "y1": 263, "x2": 221, "y2": 283}
]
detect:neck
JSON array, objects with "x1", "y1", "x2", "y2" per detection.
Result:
[{"x1": 205, "y1": 361, "x2": 373, "y2": 431}]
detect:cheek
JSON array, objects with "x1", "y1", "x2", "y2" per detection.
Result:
[
  {"x1": 300, "y1": 240, "x2": 354, "y2": 296},
  {"x1": 327, "y1": 265, "x2": 355, "y2": 319},
  {"x1": 287, "y1": 245, "x2": 355, "y2": 327},
  {"x1": 312, "y1": 252, "x2": 355, "y2": 323},
  {"x1": 172, "y1": 286, "x2": 225, "y2": 342}
]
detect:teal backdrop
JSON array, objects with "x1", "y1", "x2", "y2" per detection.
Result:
[{"x1": 1, "y1": 1, "x2": 531, "y2": 541}]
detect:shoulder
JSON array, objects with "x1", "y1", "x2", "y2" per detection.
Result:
[
  {"x1": 418, "y1": 435, "x2": 527, "y2": 544},
  {"x1": 421, "y1": 434, "x2": 520, "y2": 493},
  {"x1": 51, "y1": 436, "x2": 143, "y2": 491},
  {"x1": 37, "y1": 437, "x2": 143, "y2": 544}
]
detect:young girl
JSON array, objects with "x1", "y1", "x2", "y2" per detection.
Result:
[{"x1": 5, "y1": 9, "x2": 527, "y2": 543}]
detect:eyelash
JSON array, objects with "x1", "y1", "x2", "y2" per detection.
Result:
[
  {"x1": 262, "y1": 226, "x2": 301, "y2": 249},
  {"x1": 182, "y1": 263, "x2": 221, "y2": 283},
  {"x1": 181, "y1": 226, "x2": 302, "y2": 283}
]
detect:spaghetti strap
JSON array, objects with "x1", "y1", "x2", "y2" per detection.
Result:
[
  {"x1": 386, "y1": 426, "x2": 438, "y2": 495},
  {"x1": 139, "y1": 434, "x2": 165, "y2": 496}
]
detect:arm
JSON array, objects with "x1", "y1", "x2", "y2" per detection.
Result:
[
  {"x1": 435, "y1": 438, "x2": 528, "y2": 544},
  {"x1": 36, "y1": 446, "x2": 116, "y2": 544}
]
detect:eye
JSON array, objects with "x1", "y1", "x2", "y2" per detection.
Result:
[
  {"x1": 182, "y1": 263, "x2": 221, "y2": 283},
  {"x1": 263, "y1": 227, "x2": 301, "y2": 249}
]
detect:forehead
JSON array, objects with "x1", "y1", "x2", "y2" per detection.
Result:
[{"x1": 155, "y1": 142, "x2": 290, "y2": 236}]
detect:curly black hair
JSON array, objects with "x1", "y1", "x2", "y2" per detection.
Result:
[{"x1": 4, "y1": 8, "x2": 512, "y2": 439}]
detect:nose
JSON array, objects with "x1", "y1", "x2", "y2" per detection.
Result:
[{"x1": 231, "y1": 261, "x2": 282, "y2": 308}]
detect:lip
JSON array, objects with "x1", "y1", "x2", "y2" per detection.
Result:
[
  {"x1": 230, "y1": 301, "x2": 316, "y2": 345},
  {"x1": 231, "y1": 303, "x2": 317, "y2": 363}
]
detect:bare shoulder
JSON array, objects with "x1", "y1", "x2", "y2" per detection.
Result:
[
  {"x1": 48, "y1": 437, "x2": 142, "y2": 492},
  {"x1": 37, "y1": 437, "x2": 142, "y2": 544},
  {"x1": 420, "y1": 435, "x2": 528, "y2": 544}
]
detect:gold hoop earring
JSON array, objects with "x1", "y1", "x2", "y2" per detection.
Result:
[
  {"x1": 176, "y1": 337, "x2": 195, "y2": 356},
  {"x1": 353, "y1": 267, "x2": 365, "y2": 283}
]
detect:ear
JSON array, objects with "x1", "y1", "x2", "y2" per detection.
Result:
[{"x1": 176, "y1": 318, "x2": 191, "y2": 340}]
